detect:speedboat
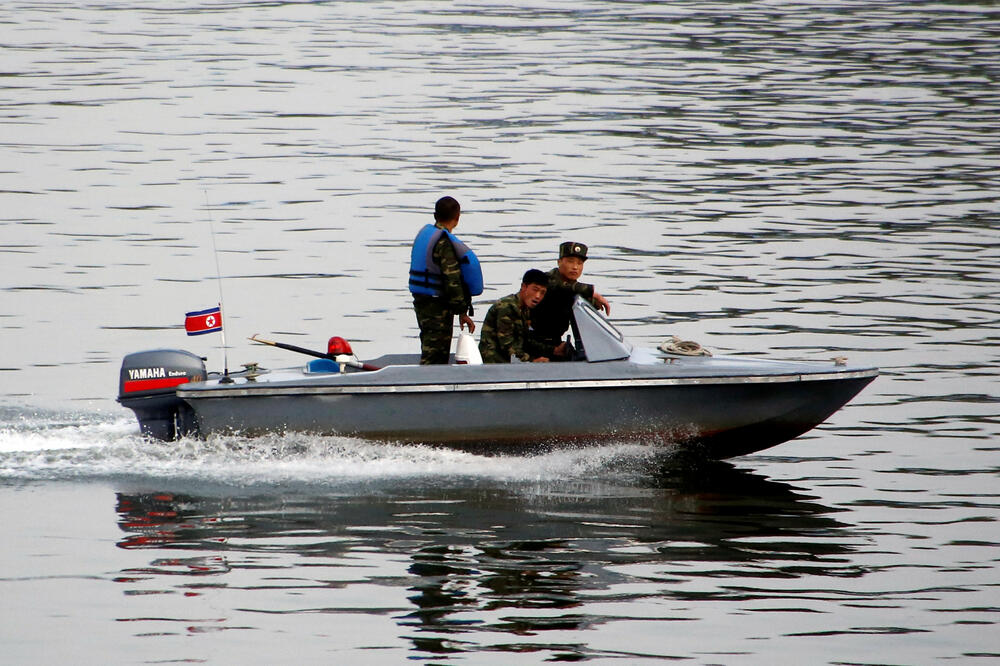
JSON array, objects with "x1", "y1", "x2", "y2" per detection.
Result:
[{"x1": 117, "y1": 298, "x2": 878, "y2": 459}]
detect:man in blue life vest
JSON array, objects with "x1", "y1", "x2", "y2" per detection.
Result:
[
  {"x1": 409, "y1": 196, "x2": 484, "y2": 365},
  {"x1": 528, "y1": 241, "x2": 611, "y2": 360}
]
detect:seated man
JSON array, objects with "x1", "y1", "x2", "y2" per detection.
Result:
[
  {"x1": 528, "y1": 241, "x2": 611, "y2": 360},
  {"x1": 479, "y1": 269, "x2": 554, "y2": 363}
]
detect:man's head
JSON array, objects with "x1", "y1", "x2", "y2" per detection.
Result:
[
  {"x1": 557, "y1": 241, "x2": 587, "y2": 282},
  {"x1": 518, "y1": 269, "x2": 548, "y2": 309},
  {"x1": 434, "y1": 196, "x2": 461, "y2": 228}
]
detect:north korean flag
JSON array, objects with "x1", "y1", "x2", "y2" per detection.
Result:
[{"x1": 184, "y1": 306, "x2": 223, "y2": 336}]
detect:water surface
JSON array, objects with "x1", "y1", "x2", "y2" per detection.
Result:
[{"x1": 2, "y1": 0, "x2": 998, "y2": 662}]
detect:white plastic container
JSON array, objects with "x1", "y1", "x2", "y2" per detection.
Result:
[{"x1": 454, "y1": 332, "x2": 483, "y2": 364}]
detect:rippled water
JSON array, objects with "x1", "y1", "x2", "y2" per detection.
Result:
[{"x1": 2, "y1": 0, "x2": 999, "y2": 663}]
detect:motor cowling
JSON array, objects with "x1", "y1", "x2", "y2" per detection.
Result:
[{"x1": 118, "y1": 349, "x2": 205, "y2": 440}]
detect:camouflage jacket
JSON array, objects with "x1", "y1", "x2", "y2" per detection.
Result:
[
  {"x1": 479, "y1": 293, "x2": 547, "y2": 363},
  {"x1": 431, "y1": 228, "x2": 472, "y2": 316}
]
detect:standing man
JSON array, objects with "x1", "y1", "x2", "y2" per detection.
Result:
[
  {"x1": 409, "y1": 196, "x2": 483, "y2": 365},
  {"x1": 479, "y1": 269, "x2": 553, "y2": 364},
  {"x1": 528, "y1": 241, "x2": 611, "y2": 360}
]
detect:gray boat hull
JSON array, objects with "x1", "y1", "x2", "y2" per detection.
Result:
[{"x1": 175, "y1": 356, "x2": 877, "y2": 459}]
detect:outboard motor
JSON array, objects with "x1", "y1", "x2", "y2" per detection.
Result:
[{"x1": 118, "y1": 349, "x2": 205, "y2": 441}]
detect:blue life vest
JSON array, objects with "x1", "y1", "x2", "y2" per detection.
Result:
[{"x1": 409, "y1": 224, "x2": 484, "y2": 297}]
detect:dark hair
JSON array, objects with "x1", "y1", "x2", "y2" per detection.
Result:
[
  {"x1": 434, "y1": 196, "x2": 461, "y2": 222},
  {"x1": 521, "y1": 269, "x2": 548, "y2": 287}
]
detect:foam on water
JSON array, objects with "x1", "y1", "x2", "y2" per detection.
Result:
[{"x1": 0, "y1": 408, "x2": 672, "y2": 486}]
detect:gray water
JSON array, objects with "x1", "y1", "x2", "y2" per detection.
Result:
[{"x1": 2, "y1": 1, "x2": 999, "y2": 663}]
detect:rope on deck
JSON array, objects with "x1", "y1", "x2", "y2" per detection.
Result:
[{"x1": 657, "y1": 336, "x2": 712, "y2": 357}]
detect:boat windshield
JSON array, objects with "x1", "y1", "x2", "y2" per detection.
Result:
[{"x1": 570, "y1": 297, "x2": 632, "y2": 362}]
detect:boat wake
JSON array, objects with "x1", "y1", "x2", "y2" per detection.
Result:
[{"x1": 0, "y1": 408, "x2": 683, "y2": 487}]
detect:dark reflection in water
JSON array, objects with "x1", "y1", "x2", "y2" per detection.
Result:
[{"x1": 114, "y1": 462, "x2": 854, "y2": 658}]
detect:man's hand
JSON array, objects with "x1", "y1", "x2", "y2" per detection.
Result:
[
  {"x1": 459, "y1": 314, "x2": 475, "y2": 333},
  {"x1": 532, "y1": 357, "x2": 550, "y2": 363},
  {"x1": 593, "y1": 291, "x2": 610, "y2": 315},
  {"x1": 552, "y1": 341, "x2": 570, "y2": 358}
]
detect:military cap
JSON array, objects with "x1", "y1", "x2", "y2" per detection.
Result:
[{"x1": 559, "y1": 241, "x2": 588, "y2": 260}]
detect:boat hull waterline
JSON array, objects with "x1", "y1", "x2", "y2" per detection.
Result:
[{"x1": 181, "y1": 367, "x2": 876, "y2": 458}]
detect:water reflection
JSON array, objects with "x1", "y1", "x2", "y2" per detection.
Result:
[{"x1": 114, "y1": 462, "x2": 855, "y2": 655}]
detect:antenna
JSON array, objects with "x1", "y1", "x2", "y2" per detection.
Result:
[{"x1": 204, "y1": 190, "x2": 233, "y2": 383}]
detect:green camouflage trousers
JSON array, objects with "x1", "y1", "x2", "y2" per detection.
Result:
[{"x1": 413, "y1": 296, "x2": 454, "y2": 365}]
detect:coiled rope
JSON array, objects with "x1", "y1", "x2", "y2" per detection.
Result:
[{"x1": 657, "y1": 336, "x2": 712, "y2": 356}]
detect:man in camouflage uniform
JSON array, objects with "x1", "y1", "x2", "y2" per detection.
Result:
[
  {"x1": 528, "y1": 241, "x2": 611, "y2": 360},
  {"x1": 411, "y1": 196, "x2": 476, "y2": 365},
  {"x1": 479, "y1": 269, "x2": 552, "y2": 363}
]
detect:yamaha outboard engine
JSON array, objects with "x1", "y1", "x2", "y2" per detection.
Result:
[{"x1": 118, "y1": 349, "x2": 205, "y2": 440}]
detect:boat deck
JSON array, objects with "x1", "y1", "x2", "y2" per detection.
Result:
[{"x1": 180, "y1": 351, "x2": 878, "y2": 397}]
